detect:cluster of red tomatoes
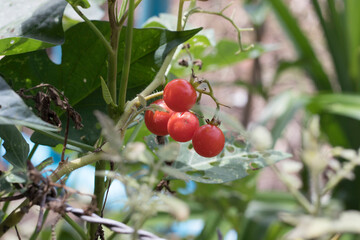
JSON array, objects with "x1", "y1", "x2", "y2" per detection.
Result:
[{"x1": 145, "y1": 79, "x2": 225, "y2": 158}]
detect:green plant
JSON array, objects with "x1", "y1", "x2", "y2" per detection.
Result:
[{"x1": 0, "y1": 0, "x2": 290, "y2": 239}]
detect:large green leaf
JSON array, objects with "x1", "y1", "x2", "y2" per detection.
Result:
[
  {"x1": 312, "y1": 0, "x2": 353, "y2": 92},
  {"x1": 0, "y1": 0, "x2": 68, "y2": 55},
  {"x1": 0, "y1": 76, "x2": 59, "y2": 131},
  {"x1": 0, "y1": 22, "x2": 201, "y2": 145},
  {"x1": 0, "y1": 125, "x2": 29, "y2": 170},
  {"x1": 269, "y1": 0, "x2": 332, "y2": 91},
  {"x1": 148, "y1": 132, "x2": 291, "y2": 184},
  {"x1": 345, "y1": 0, "x2": 360, "y2": 91}
]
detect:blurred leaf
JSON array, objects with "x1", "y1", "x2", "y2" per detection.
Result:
[
  {"x1": 5, "y1": 172, "x2": 27, "y2": 184},
  {"x1": 0, "y1": 173, "x2": 11, "y2": 195},
  {"x1": 272, "y1": 59, "x2": 304, "y2": 85},
  {"x1": 312, "y1": 0, "x2": 353, "y2": 92},
  {"x1": 345, "y1": 0, "x2": 360, "y2": 91},
  {"x1": 148, "y1": 131, "x2": 291, "y2": 184},
  {"x1": 0, "y1": 22, "x2": 200, "y2": 146},
  {"x1": 94, "y1": 111, "x2": 122, "y2": 152},
  {"x1": 234, "y1": 79, "x2": 268, "y2": 99},
  {"x1": 143, "y1": 13, "x2": 177, "y2": 29},
  {"x1": 0, "y1": 210, "x2": 4, "y2": 223},
  {"x1": 0, "y1": 77, "x2": 59, "y2": 131},
  {"x1": 307, "y1": 94, "x2": 360, "y2": 121},
  {"x1": 171, "y1": 39, "x2": 276, "y2": 77},
  {"x1": 269, "y1": 0, "x2": 332, "y2": 91},
  {"x1": 0, "y1": 0, "x2": 67, "y2": 55},
  {"x1": 0, "y1": 125, "x2": 29, "y2": 170},
  {"x1": 244, "y1": 0, "x2": 270, "y2": 26},
  {"x1": 282, "y1": 211, "x2": 360, "y2": 239},
  {"x1": 258, "y1": 91, "x2": 308, "y2": 143},
  {"x1": 238, "y1": 192, "x2": 297, "y2": 240},
  {"x1": 157, "y1": 194, "x2": 189, "y2": 221},
  {"x1": 195, "y1": 210, "x2": 221, "y2": 240}
]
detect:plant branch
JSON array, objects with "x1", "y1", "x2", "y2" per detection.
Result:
[
  {"x1": 118, "y1": 0, "x2": 143, "y2": 27},
  {"x1": 50, "y1": 151, "x2": 103, "y2": 182},
  {"x1": 64, "y1": 214, "x2": 87, "y2": 240},
  {"x1": 185, "y1": 7, "x2": 253, "y2": 52},
  {"x1": 321, "y1": 159, "x2": 359, "y2": 196},
  {"x1": 118, "y1": 0, "x2": 135, "y2": 111},
  {"x1": 271, "y1": 165, "x2": 314, "y2": 214},
  {"x1": 71, "y1": 5, "x2": 113, "y2": 55}
]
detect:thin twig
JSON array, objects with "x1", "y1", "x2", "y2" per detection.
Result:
[{"x1": 15, "y1": 225, "x2": 21, "y2": 240}]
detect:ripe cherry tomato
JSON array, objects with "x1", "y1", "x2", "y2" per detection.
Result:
[
  {"x1": 167, "y1": 112, "x2": 199, "y2": 142},
  {"x1": 144, "y1": 99, "x2": 173, "y2": 136},
  {"x1": 163, "y1": 79, "x2": 197, "y2": 112},
  {"x1": 192, "y1": 124, "x2": 225, "y2": 157}
]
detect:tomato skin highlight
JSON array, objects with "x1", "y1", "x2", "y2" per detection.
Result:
[
  {"x1": 192, "y1": 124, "x2": 225, "y2": 157},
  {"x1": 167, "y1": 112, "x2": 199, "y2": 142},
  {"x1": 163, "y1": 79, "x2": 197, "y2": 112},
  {"x1": 144, "y1": 99, "x2": 174, "y2": 136}
]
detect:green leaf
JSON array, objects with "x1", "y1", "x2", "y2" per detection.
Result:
[
  {"x1": 5, "y1": 172, "x2": 27, "y2": 184},
  {"x1": 100, "y1": 76, "x2": 116, "y2": 106},
  {"x1": 0, "y1": 0, "x2": 68, "y2": 55},
  {"x1": 66, "y1": 0, "x2": 90, "y2": 8},
  {"x1": 0, "y1": 22, "x2": 201, "y2": 146},
  {"x1": 258, "y1": 91, "x2": 308, "y2": 143},
  {"x1": 0, "y1": 125, "x2": 29, "y2": 170},
  {"x1": 148, "y1": 132, "x2": 291, "y2": 184},
  {"x1": 0, "y1": 173, "x2": 11, "y2": 195},
  {"x1": 0, "y1": 77, "x2": 59, "y2": 131},
  {"x1": 345, "y1": 0, "x2": 360, "y2": 91},
  {"x1": 269, "y1": 0, "x2": 332, "y2": 91},
  {"x1": 307, "y1": 94, "x2": 360, "y2": 121}
]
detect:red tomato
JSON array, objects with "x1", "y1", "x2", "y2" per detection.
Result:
[
  {"x1": 144, "y1": 99, "x2": 173, "y2": 136},
  {"x1": 192, "y1": 124, "x2": 225, "y2": 157},
  {"x1": 167, "y1": 112, "x2": 199, "y2": 142},
  {"x1": 163, "y1": 79, "x2": 197, "y2": 112}
]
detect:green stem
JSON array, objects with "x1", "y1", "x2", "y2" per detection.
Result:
[
  {"x1": 107, "y1": 0, "x2": 121, "y2": 117},
  {"x1": 50, "y1": 151, "x2": 103, "y2": 182},
  {"x1": 118, "y1": 0, "x2": 135, "y2": 111},
  {"x1": 118, "y1": 0, "x2": 143, "y2": 27},
  {"x1": 0, "y1": 199, "x2": 29, "y2": 238},
  {"x1": 29, "y1": 210, "x2": 49, "y2": 240},
  {"x1": 177, "y1": 0, "x2": 185, "y2": 30},
  {"x1": 27, "y1": 143, "x2": 39, "y2": 161},
  {"x1": 35, "y1": 130, "x2": 95, "y2": 152},
  {"x1": 71, "y1": 5, "x2": 113, "y2": 55},
  {"x1": 89, "y1": 160, "x2": 106, "y2": 238},
  {"x1": 64, "y1": 214, "x2": 87, "y2": 240}
]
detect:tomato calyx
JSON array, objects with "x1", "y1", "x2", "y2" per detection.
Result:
[{"x1": 205, "y1": 117, "x2": 221, "y2": 127}]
